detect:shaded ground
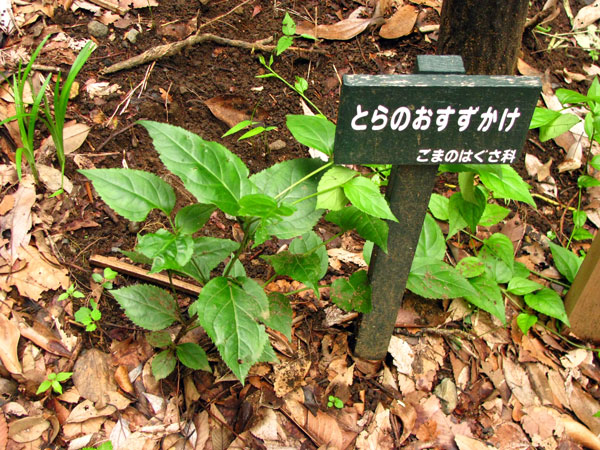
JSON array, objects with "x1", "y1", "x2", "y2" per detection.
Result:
[{"x1": 2, "y1": 0, "x2": 600, "y2": 449}]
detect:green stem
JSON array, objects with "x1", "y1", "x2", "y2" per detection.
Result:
[
  {"x1": 223, "y1": 218, "x2": 258, "y2": 277},
  {"x1": 275, "y1": 161, "x2": 333, "y2": 200},
  {"x1": 528, "y1": 269, "x2": 571, "y2": 288},
  {"x1": 263, "y1": 64, "x2": 324, "y2": 116},
  {"x1": 291, "y1": 183, "x2": 345, "y2": 205},
  {"x1": 283, "y1": 284, "x2": 331, "y2": 296},
  {"x1": 566, "y1": 188, "x2": 582, "y2": 250}
]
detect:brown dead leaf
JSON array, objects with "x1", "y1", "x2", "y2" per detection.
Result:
[
  {"x1": 503, "y1": 356, "x2": 540, "y2": 408},
  {"x1": 0, "y1": 412, "x2": 7, "y2": 450},
  {"x1": 414, "y1": 395, "x2": 473, "y2": 449},
  {"x1": 66, "y1": 400, "x2": 116, "y2": 423},
  {"x1": 73, "y1": 349, "x2": 117, "y2": 408},
  {"x1": 517, "y1": 58, "x2": 543, "y2": 77},
  {"x1": 40, "y1": 121, "x2": 91, "y2": 157},
  {"x1": 12, "y1": 312, "x2": 72, "y2": 358},
  {"x1": 204, "y1": 95, "x2": 268, "y2": 129},
  {"x1": 488, "y1": 422, "x2": 531, "y2": 450},
  {"x1": 562, "y1": 416, "x2": 600, "y2": 450},
  {"x1": 283, "y1": 397, "x2": 358, "y2": 449},
  {"x1": 0, "y1": 194, "x2": 14, "y2": 215},
  {"x1": 0, "y1": 165, "x2": 17, "y2": 187},
  {"x1": 521, "y1": 406, "x2": 563, "y2": 448},
  {"x1": 390, "y1": 399, "x2": 416, "y2": 445},
  {"x1": 0, "y1": 245, "x2": 69, "y2": 301},
  {"x1": 296, "y1": 7, "x2": 385, "y2": 40},
  {"x1": 9, "y1": 176, "x2": 35, "y2": 264},
  {"x1": 455, "y1": 435, "x2": 496, "y2": 450},
  {"x1": 573, "y1": 0, "x2": 600, "y2": 29},
  {"x1": 380, "y1": 4, "x2": 419, "y2": 39},
  {"x1": 0, "y1": 314, "x2": 21, "y2": 375},
  {"x1": 409, "y1": 0, "x2": 442, "y2": 12},
  {"x1": 273, "y1": 357, "x2": 311, "y2": 398},
  {"x1": 356, "y1": 403, "x2": 394, "y2": 449},
  {"x1": 8, "y1": 416, "x2": 50, "y2": 443},
  {"x1": 37, "y1": 165, "x2": 73, "y2": 194},
  {"x1": 567, "y1": 380, "x2": 600, "y2": 435}
]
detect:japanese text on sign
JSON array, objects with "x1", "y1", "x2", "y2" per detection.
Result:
[
  {"x1": 350, "y1": 105, "x2": 522, "y2": 133},
  {"x1": 416, "y1": 148, "x2": 517, "y2": 164}
]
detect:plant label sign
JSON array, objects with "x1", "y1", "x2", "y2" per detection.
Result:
[
  {"x1": 345, "y1": 56, "x2": 542, "y2": 361},
  {"x1": 334, "y1": 74, "x2": 541, "y2": 165}
]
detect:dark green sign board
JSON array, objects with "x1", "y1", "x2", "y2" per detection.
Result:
[{"x1": 334, "y1": 74, "x2": 541, "y2": 165}]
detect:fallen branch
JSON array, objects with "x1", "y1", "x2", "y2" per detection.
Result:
[
  {"x1": 90, "y1": 254, "x2": 201, "y2": 295},
  {"x1": 101, "y1": 33, "x2": 325, "y2": 75}
]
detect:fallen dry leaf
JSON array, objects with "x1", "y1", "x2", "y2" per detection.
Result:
[
  {"x1": 0, "y1": 412, "x2": 7, "y2": 450},
  {"x1": 72, "y1": 349, "x2": 117, "y2": 408},
  {"x1": 8, "y1": 416, "x2": 50, "y2": 443},
  {"x1": 566, "y1": 379, "x2": 600, "y2": 435},
  {"x1": 37, "y1": 165, "x2": 73, "y2": 194},
  {"x1": 0, "y1": 314, "x2": 21, "y2": 374},
  {"x1": 273, "y1": 357, "x2": 311, "y2": 398},
  {"x1": 455, "y1": 434, "x2": 496, "y2": 450},
  {"x1": 355, "y1": 403, "x2": 394, "y2": 449},
  {"x1": 390, "y1": 400, "x2": 416, "y2": 445},
  {"x1": 8, "y1": 176, "x2": 35, "y2": 264},
  {"x1": 562, "y1": 416, "x2": 600, "y2": 450},
  {"x1": 296, "y1": 7, "x2": 384, "y2": 41},
  {"x1": 0, "y1": 245, "x2": 69, "y2": 301},
  {"x1": 12, "y1": 312, "x2": 72, "y2": 358},
  {"x1": 0, "y1": 165, "x2": 17, "y2": 187},
  {"x1": 204, "y1": 95, "x2": 269, "y2": 129},
  {"x1": 409, "y1": 0, "x2": 442, "y2": 12},
  {"x1": 40, "y1": 121, "x2": 91, "y2": 156},
  {"x1": 66, "y1": 400, "x2": 116, "y2": 424},
  {"x1": 379, "y1": 4, "x2": 419, "y2": 39},
  {"x1": 573, "y1": 0, "x2": 600, "y2": 29}
]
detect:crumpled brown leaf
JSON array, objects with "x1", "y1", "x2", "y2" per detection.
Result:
[
  {"x1": 573, "y1": 0, "x2": 600, "y2": 30},
  {"x1": 8, "y1": 176, "x2": 35, "y2": 264},
  {"x1": 204, "y1": 95, "x2": 269, "y2": 129},
  {"x1": 0, "y1": 313, "x2": 21, "y2": 374},
  {"x1": 73, "y1": 349, "x2": 117, "y2": 409},
  {"x1": 379, "y1": 4, "x2": 419, "y2": 39},
  {"x1": 296, "y1": 7, "x2": 385, "y2": 41}
]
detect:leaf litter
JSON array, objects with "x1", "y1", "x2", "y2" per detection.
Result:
[{"x1": 1, "y1": 0, "x2": 600, "y2": 449}]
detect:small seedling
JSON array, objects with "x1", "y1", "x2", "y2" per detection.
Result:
[
  {"x1": 327, "y1": 395, "x2": 344, "y2": 409},
  {"x1": 36, "y1": 371, "x2": 72, "y2": 395},
  {"x1": 92, "y1": 267, "x2": 118, "y2": 289},
  {"x1": 83, "y1": 441, "x2": 113, "y2": 450},
  {"x1": 74, "y1": 299, "x2": 101, "y2": 332},
  {"x1": 222, "y1": 119, "x2": 277, "y2": 142},
  {"x1": 58, "y1": 283, "x2": 85, "y2": 302}
]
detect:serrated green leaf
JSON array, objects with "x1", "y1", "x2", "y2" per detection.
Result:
[
  {"x1": 175, "y1": 203, "x2": 216, "y2": 235},
  {"x1": 363, "y1": 241, "x2": 374, "y2": 266},
  {"x1": 55, "y1": 372, "x2": 72, "y2": 382},
  {"x1": 138, "y1": 120, "x2": 255, "y2": 216},
  {"x1": 146, "y1": 331, "x2": 172, "y2": 348},
  {"x1": 36, "y1": 380, "x2": 52, "y2": 394},
  {"x1": 251, "y1": 158, "x2": 325, "y2": 239},
  {"x1": 479, "y1": 203, "x2": 510, "y2": 227},
  {"x1": 174, "y1": 237, "x2": 239, "y2": 283},
  {"x1": 79, "y1": 168, "x2": 176, "y2": 221},
  {"x1": 514, "y1": 261, "x2": 531, "y2": 278},
  {"x1": 111, "y1": 284, "x2": 178, "y2": 331},
  {"x1": 192, "y1": 277, "x2": 270, "y2": 382},
  {"x1": 295, "y1": 76, "x2": 308, "y2": 94},
  {"x1": 344, "y1": 176, "x2": 397, "y2": 222},
  {"x1": 478, "y1": 165, "x2": 534, "y2": 206},
  {"x1": 456, "y1": 256, "x2": 486, "y2": 278},
  {"x1": 326, "y1": 206, "x2": 388, "y2": 252},
  {"x1": 573, "y1": 210, "x2": 587, "y2": 229},
  {"x1": 451, "y1": 191, "x2": 485, "y2": 232},
  {"x1": 464, "y1": 275, "x2": 506, "y2": 324},
  {"x1": 524, "y1": 288, "x2": 570, "y2": 326},
  {"x1": 330, "y1": 270, "x2": 372, "y2": 313},
  {"x1": 572, "y1": 227, "x2": 594, "y2": 241},
  {"x1": 548, "y1": 241, "x2": 582, "y2": 283},
  {"x1": 517, "y1": 313, "x2": 538, "y2": 335},
  {"x1": 289, "y1": 231, "x2": 328, "y2": 280},
  {"x1": 282, "y1": 12, "x2": 296, "y2": 35},
  {"x1": 152, "y1": 349, "x2": 176, "y2": 380},
  {"x1": 286, "y1": 115, "x2": 336, "y2": 157},
  {"x1": 316, "y1": 166, "x2": 357, "y2": 210},
  {"x1": 529, "y1": 107, "x2": 562, "y2": 129},
  {"x1": 176, "y1": 343, "x2": 210, "y2": 371},
  {"x1": 92, "y1": 273, "x2": 103, "y2": 283},
  {"x1": 478, "y1": 233, "x2": 515, "y2": 284},
  {"x1": 507, "y1": 277, "x2": 543, "y2": 295},
  {"x1": 415, "y1": 213, "x2": 445, "y2": 260},
  {"x1": 276, "y1": 36, "x2": 294, "y2": 55},
  {"x1": 447, "y1": 200, "x2": 468, "y2": 239},
  {"x1": 588, "y1": 77, "x2": 600, "y2": 101},
  {"x1": 591, "y1": 154, "x2": 600, "y2": 171},
  {"x1": 407, "y1": 257, "x2": 477, "y2": 300},
  {"x1": 263, "y1": 292, "x2": 293, "y2": 341},
  {"x1": 428, "y1": 193, "x2": 449, "y2": 221},
  {"x1": 539, "y1": 113, "x2": 580, "y2": 142},
  {"x1": 556, "y1": 88, "x2": 588, "y2": 105},
  {"x1": 137, "y1": 229, "x2": 194, "y2": 273},
  {"x1": 238, "y1": 193, "x2": 295, "y2": 218}
]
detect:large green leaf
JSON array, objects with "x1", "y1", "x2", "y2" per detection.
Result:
[
  {"x1": 428, "y1": 193, "x2": 449, "y2": 221},
  {"x1": 478, "y1": 233, "x2": 515, "y2": 284},
  {"x1": 555, "y1": 88, "x2": 589, "y2": 105},
  {"x1": 478, "y1": 165, "x2": 534, "y2": 206},
  {"x1": 175, "y1": 237, "x2": 239, "y2": 283},
  {"x1": 139, "y1": 120, "x2": 255, "y2": 216},
  {"x1": 415, "y1": 213, "x2": 445, "y2": 260},
  {"x1": 456, "y1": 256, "x2": 486, "y2": 278},
  {"x1": 343, "y1": 176, "x2": 397, "y2": 222},
  {"x1": 175, "y1": 203, "x2": 216, "y2": 235},
  {"x1": 79, "y1": 168, "x2": 175, "y2": 221},
  {"x1": 136, "y1": 229, "x2": 194, "y2": 273},
  {"x1": 524, "y1": 288, "x2": 570, "y2": 326},
  {"x1": 507, "y1": 277, "x2": 543, "y2": 295},
  {"x1": 176, "y1": 343, "x2": 211, "y2": 371},
  {"x1": 464, "y1": 275, "x2": 506, "y2": 324},
  {"x1": 263, "y1": 248, "x2": 324, "y2": 286},
  {"x1": 479, "y1": 203, "x2": 510, "y2": 227},
  {"x1": 548, "y1": 242, "x2": 582, "y2": 283},
  {"x1": 529, "y1": 107, "x2": 562, "y2": 129},
  {"x1": 326, "y1": 206, "x2": 388, "y2": 253},
  {"x1": 539, "y1": 113, "x2": 580, "y2": 142},
  {"x1": 289, "y1": 232, "x2": 328, "y2": 279},
  {"x1": 330, "y1": 270, "x2": 372, "y2": 313},
  {"x1": 286, "y1": 115, "x2": 336, "y2": 157},
  {"x1": 251, "y1": 158, "x2": 325, "y2": 239},
  {"x1": 152, "y1": 349, "x2": 176, "y2": 380},
  {"x1": 316, "y1": 166, "x2": 357, "y2": 210},
  {"x1": 191, "y1": 277, "x2": 270, "y2": 381},
  {"x1": 407, "y1": 257, "x2": 477, "y2": 300},
  {"x1": 454, "y1": 188, "x2": 487, "y2": 232},
  {"x1": 111, "y1": 284, "x2": 179, "y2": 331},
  {"x1": 263, "y1": 293, "x2": 293, "y2": 341},
  {"x1": 238, "y1": 193, "x2": 295, "y2": 218}
]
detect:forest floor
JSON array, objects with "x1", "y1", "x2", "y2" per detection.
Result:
[{"x1": 2, "y1": 0, "x2": 600, "y2": 449}]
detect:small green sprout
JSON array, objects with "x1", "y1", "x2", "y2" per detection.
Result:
[
  {"x1": 83, "y1": 441, "x2": 113, "y2": 450},
  {"x1": 92, "y1": 267, "x2": 117, "y2": 289},
  {"x1": 58, "y1": 283, "x2": 85, "y2": 302},
  {"x1": 74, "y1": 299, "x2": 101, "y2": 332},
  {"x1": 327, "y1": 395, "x2": 344, "y2": 409},
  {"x1": 36, "y1": 371, "x2": 72, "y2": 395}
]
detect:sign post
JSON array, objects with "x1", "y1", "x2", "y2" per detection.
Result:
[{"x1": 333, "y1": 55, "x2": 541, "y2": 360}]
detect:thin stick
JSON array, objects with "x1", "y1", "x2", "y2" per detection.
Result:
[
  {"x1": 90, "y1": 254, "x2": 202, "y2": 295},
  {"x1": 87, "y1": 0, "x2": 128, "y2": 15},
  {"x1": 197, "y1": 0, "x2": 253, "y2": 31}
]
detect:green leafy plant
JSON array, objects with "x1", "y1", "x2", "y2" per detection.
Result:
[
  {"x1": 81, "y1": 116, "x2": 390, "y2": 382},
  {"x1": 92, "y1": 267, "x2": 118, "y2": 289},
  {"x1": 42, "y1": 39, "x2": 96, "y2": 195},
  {"x1": 327, "y1": 395, "x2": 344, "y2": 409},
  {"x1": 275, "y1": 12, "x2": 317, "y2": 56},
  {"x1": 83, "y1": 442, "x2": 113, "y2": 450},
  {"x1": 36, "y1": 371, "x2": 72, "y2": 395},
  {"x1": 74, "y1": 299, "x2": 101, "y2": 332},
  {"x1": 58, "y1": 283, "x2": 85, "y2": 302}
]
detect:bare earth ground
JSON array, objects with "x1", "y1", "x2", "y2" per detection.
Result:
[{"x1": 2, "y1": 0, "x2": 600, "y2": 449}]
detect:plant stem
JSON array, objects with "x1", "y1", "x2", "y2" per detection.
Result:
[
  {"x1": 262, "y1": 63, "x2": 324, "y2": 116},
  {"x1": 283, "y1": 284, "x2": 331, "y2": 296},
  {"x1": 223, "y1": 218, "x2": 258, "y2": 277},
  {"x1": 275, "y1": 161, "x2": 333, "y2": 200},
  {"x1": 528, "y1": 269, "x2": 571, "y2": 288}
]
